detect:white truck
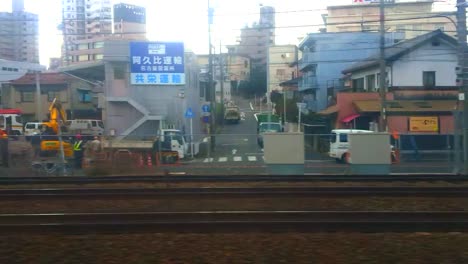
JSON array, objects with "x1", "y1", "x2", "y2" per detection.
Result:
[
  {"x1": 157, "y1": 129, "x2": 189, "y2": 159},
  {"x1": 328, "y1": 129, "x2": 396, "y2": 164}
]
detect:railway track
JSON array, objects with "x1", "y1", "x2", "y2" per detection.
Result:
[
  {"x1": 3, "y1": 186, "x2": 468, "y2": 199},
  {"x1": 1, "y1": 211, "x2": 468, "y2": 233},
  {"x1": 0, "y1": 174, "x2": 467, "y2": 185}
]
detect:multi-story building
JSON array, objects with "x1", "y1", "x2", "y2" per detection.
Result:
[
  {"x1": 227, "y1": 6, "x2": 275, "y2": 67},
  {"x1": 323, "y1": 0, "x2": 456, "y2": 39},
  {"x1": 62, "y1": 2, "x2": 146, "y2": 66},
  {"x1": 113, "y1": 3, "x2": 146, "y2": 39},
  {"x1": 86, "y1": 0, "x2": 112, "y2": 36},
  {"x1": 61, "y1": 0, "x2": 112, "y2": 65},
  {"x1": 268, "y1": 45, "x2": 298, "y2": 94},
  {"x1": 298, "y1": 32, "x2": 402, "y2": 112},
  {"x1": 0, "y1": 0, "x2": 39, "y2": 63}
]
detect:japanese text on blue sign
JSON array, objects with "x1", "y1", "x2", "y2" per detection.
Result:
[{"x1": 130, "y1": 42, "x2": 185, "y2": 85}]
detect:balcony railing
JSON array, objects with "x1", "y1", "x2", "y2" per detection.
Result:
[{"x1": 299, "y1": 75, "x2": 318, "y2": 90}]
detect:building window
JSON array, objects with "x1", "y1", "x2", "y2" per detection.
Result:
[
  {"x1": 352, "y1": 78, "x2": 364, "y2": 92},
  {"x1": 366, "y1": 74, "x2": 376, "y2": 91},
  {"x1": 47, "y1": 91, "x2": 59, "y2": 102},
  {"x1": 423, "y1": 71, "x2": 436, "y2": 87},
  {"x1": 276, "y1": 69, "x2": 285, "y2": 77},
  {"x1": 114, "y1": 64, "x2": 125, "y2": 79},
  {"x1": 78, "y1": 90, "x2": 91, "y2": 103},
  {"x1": 21, "y1": 91, "x2": 34, "y2": 102}
]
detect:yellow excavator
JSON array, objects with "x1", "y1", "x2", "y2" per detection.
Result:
[{"x1": 39, "y1": 98, "x2": 74, "y2": 158}]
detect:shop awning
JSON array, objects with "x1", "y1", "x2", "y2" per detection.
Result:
[
  {"x1": 318, "y1": 105, "x2": 339, "y2": 115},
  {"x1": 353, "y1": 100, "x2": 458, "y2": 113},
  {"x1": 341, "y1": 114, "x2": 360, "y2": 123}
]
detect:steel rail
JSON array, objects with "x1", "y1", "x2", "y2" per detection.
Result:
[
  {"x1": 0, "y1": 174, "x2": 467, "y2": 185},
  {"x1": 1, "y1": 211, "x2": 468, "y2": 233},
  {"x1": 2, "y1": 186, "x2": 468, "y2": 199}
]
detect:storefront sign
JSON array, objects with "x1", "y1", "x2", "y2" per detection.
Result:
[{"x1": 409, "y1": 117, "x2": 439, "y2": 132}]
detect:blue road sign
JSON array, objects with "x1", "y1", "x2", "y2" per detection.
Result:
[
  {"x1": 202, "y1": 104, "x2": 210, "y2": 112},
  {"x1": 202, "y1": 116, "x2": 210, "y2": 123},
  {"x1": 185, "y1": 108, "x2": 194, "y2": 118}
]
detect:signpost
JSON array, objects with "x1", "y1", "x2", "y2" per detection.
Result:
[
  {"x1": 130, "y1": 42, "x2": 185, "y2": 85},
  {"x1": 296, "y1": 103, "x2": 307, "y2": 132},
  {"x1": 185, "y1": 108, "x2": 194, "y2": 158}
]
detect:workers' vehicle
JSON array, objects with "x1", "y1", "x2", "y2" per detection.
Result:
[
  {"x1": 257, "y1": 122, "x2": 283, "y2": 148},
  {"x1": 224, "y1": 105, "x2": 241, "y2": 124},
  {"x1": 24, "y1": 122, "x2": 45, "y2": 137},
  {"x1": 65, "y1": 119, "x2": 104, "y2": 136},
  {"x1": 157, "y1": 128, "x2": 188, "y2": 159},
  {"x1": 39, "y1": 98, "x2": 73, "y2": 158},
  {"x1": 329, "y1": 129, "x2": 396, "y2": 163},
  {"x1": 0, "y1": 109, "x2": 23, "y2": 135},
  {"x1": 255, "y1": 112, "x2": 282, "y2": 148}
]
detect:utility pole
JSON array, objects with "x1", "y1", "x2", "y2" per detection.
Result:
[
  {"x1": 220, "y1": 41, "x2": 225, "y2": 126},
  {"x1": 208, "y1": 0, "x2": 215, "y2": 152},
  {"x1": 456, "y1": 0, "x2": 468, "y2": 174},
  {"x1": 35, "y1": 72, "x2": 41, "y2": 121},
  {"x1": 378, "y1": 0, "x2": 387, "y2": 132}
]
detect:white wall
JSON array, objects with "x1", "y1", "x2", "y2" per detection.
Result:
[
  {"x1": 350, "y1": 38, "x2": 457, "y2": 89},
  {"x1": 391, "y1": 40, "x2": 457, "y2": 87}
]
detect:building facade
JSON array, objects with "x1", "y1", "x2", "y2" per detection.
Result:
[
  {"x1": 61, "y1": 0, "x2": 112, "y2": 65},
  {"x1": 298, "y1": 32, "x2": 402, "y2": 112},
  {"x1": 320, "y1": 30, "x2": 458, "y2": 135},
  {"x1": 268, "y1": 45, "x2": 298, "y2": 94},
  {"x1": 226, "y1": 6, "x2": 275, "y2": 67},
  {"x1": 323, "y1": 0, "x2": 456, "y2": 39},
  {"x1": 113, "y1": 3, "x2": 146, "y2": 39},
  {"x1": 60, "y1": 40, "x2": 204, "y2": 142},
  {"x1": 2, "y1": 72, "x2": 98, "y2": 122},
  {"x1": 0, "y1": 0, "x2": 39, "y2": 63}
]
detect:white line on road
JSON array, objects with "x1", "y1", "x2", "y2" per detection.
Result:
[
  {"x1": 232, "y1": 149, "x2": 237, "y2": 155},
  {"x1": 218, "y1": 157, "x2": 228, "y2": 162},
  {"x1": 233, "y1": 156, "x2": 242, "y2": 162},
  {"x1": 203, "y1": 158, "x2": 214, "y2": 163},
  {"x1": 248, "y1": 156, "x2": 257, "y2": 161},
  {"x1": 249, "y1": 102, "x2": 254, "y2": 111}
]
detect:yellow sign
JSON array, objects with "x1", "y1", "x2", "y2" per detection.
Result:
[{"x1": 409, "y1": 117, "x2": 439, "y2": 132}]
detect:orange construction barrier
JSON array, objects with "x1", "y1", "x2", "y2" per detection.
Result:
[
  {"x1": 137, "y1": 153, "x2": 144, "y2": 167},
  {"x1": 146, "y1": 153, "x2": 153, "y2": 167}
]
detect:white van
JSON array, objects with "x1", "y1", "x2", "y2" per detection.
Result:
[
  {"x1": 329, "y1": 129, "x2": 374, "y2": 162},
  {"x1": 65, "y1": 119, "x2": 104, "y2": 136},
  {"x1": 24, "y1": 122, "x2": 45, "y2": 137}
]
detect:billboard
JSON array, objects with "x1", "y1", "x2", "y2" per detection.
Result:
[
  {"x1": 409, "y1": 116, "x2": 439, "y2": 132},
  {"x1": 130, "y1": 42, "x2": 185, "y2": 85}
]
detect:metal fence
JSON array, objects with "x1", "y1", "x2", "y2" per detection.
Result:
[{"x1": 0, "y1": 132, "x2": 457, "y2": 176}]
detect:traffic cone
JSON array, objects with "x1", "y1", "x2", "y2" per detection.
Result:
[
  {"x1": 147, "y1": 153, "x2": 152, "y2": 167},
  {"x1": 138, "y1": 153, "x2": 144, "y2": 167}
]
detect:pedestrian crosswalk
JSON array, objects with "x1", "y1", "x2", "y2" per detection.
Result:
[{"x1": 202, "y1": 155, "x2": 264, "y2": 163}]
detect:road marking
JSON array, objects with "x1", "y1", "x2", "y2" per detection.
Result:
[
  {"x1": 232, "y1": 149, "x2": 237, "y2": 155},
  {"x1": 218, "y1": 157, "x2": 228, "y2": 162},
  {"x1": 233, "y1": 156, "x2": 242, "y2": 162},
  {"x1": 249, "y1": 102, "x2": 254, "y2": 110},
  {"x1": 243, "y1": 138, "x2": 248, "y2": 142},
  {"x1": 248, "y1": 156, "x2": 257, "y2": 161},
  {"x1": 203, "y1": 158, "x2": 214, "y2": 163}
]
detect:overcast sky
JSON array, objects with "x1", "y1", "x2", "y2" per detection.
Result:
[{"x1": 0, "y1": 0, "x2": 457, "y2": 66}]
